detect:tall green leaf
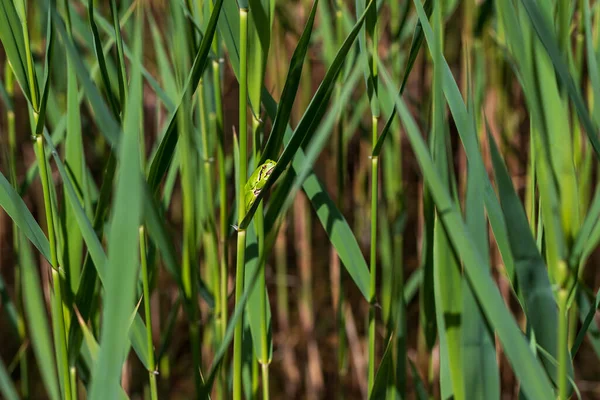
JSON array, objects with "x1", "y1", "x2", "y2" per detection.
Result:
[
  {"x1": 488, "y1": 128, "x2": 574, "y2": 388},
  {"x1": 0, "y1": 172, "x2": 51, "y2": 262},
  {"x1": 0, "y1": 0, "x2": 35, "y2": 107},
  {"x1": 88, "y1": 7, "x2": 144, "y2": 398},
  {"x1": 381, "y1": 63, "x2": 555, "y2": 400},
  {"x1": 19, "y1": 234, "x2": 60, "y2": 400}
]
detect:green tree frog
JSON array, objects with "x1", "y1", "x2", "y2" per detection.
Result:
[{"x1": 244, "y1": 159, "x2": 277, "y2": 213}]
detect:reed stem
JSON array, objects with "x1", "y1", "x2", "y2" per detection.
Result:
[
  {"x1": 233, "y1": 8, "x2": 249, "y2": 400},
  {"x1": 139, "y1": 227, "x2": 158, "y2": 400}
]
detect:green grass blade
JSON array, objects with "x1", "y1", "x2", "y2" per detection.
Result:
[
  {"x1": 87, "y1": 0, "x2": 121, "y2": 116},
  {"x1": 88, "y1": 7, "x2": 144, "y2": 398},
  {"x1": 244, "y1": 223, "x2": 273, "y2": 364},
  {"x1": 215, "y1": 0, "x2": 371, "y2": 302},
  {"x1": 259, "y1": 0, "x2": 319, "y2": 165},
  {"x1": 262, "y1": 64, "x2": 361, "y2": 233},
  {"x1": 571, "y1": 287, "x2": 600, "y2": 358},
  {"x1": 519, "y1": 0, "x2": 600, "y2": 161},
  {"x1": 148, "y1": 12, "x2": 179, "y2": 101},
  {"x1": 381, "y1": 65, "x2": 555, "y2": 400},
  {"x1": 43, "y1": 131, "x2": 151, "y2": 369},
  {"x1": 74, "y1": 1, "x2": 174, "y2": 111},
  {"x1": 147, "y1": 0, "x2": 224, "y2": 190},
  {"x1": 0, "y1": 171, "x2": 51, "y2": 262},
  {"x1": 0, "y1": 357, "x2": 18, "y2": 400},
  {"x1": 0, "y1": 0, "x2": 34, "y2": 107},
  {"x1": 246, "y1": 0, "x2": 272, "y2": 116},
  {"x1": 488, "y1": 129, "x2": 574, "y2": 387},
  {"x1": 405, "y1": 0, "x2": 517, "y2": 286},
  {"x1": 217, "y1": 0, "x2": 241, "y2": 77},
  {"x1": 63, "y1": 39, "x2": 87, "y2": 293},
  {"x1": 18, "y1": 234, "x2": 60, "y2": 400},
  {"x1": 461, "y1": 57, "x2": 499, "y2": 400},
  {"x1": 430, "y1": 6, "x2": 464, "y2": 397},
  {"x1": 240, "y1": 0, "x2": 376, "y2": 228},
  {"x1": 462, "y1": 138, "x2": 499, "y2": 398},
  {"x1": 399, "y1": 0, "x2": 433, "y2": 95},
  {"x1": 368, "y1": 334, "x2": 394, "y2": 400},
  {"x1": 51, "y1": 6, "x2": 120, "y2": 145},
  {"x1": 261, "y1": 82, "x2": 371, "y2": 300}
]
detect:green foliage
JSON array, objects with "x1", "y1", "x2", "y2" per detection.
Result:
[{"x1": 1, "y1": 0, "x2": 600, "y2": 398}]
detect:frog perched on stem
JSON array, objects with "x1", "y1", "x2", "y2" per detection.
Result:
[{"x1": 244, "y1": 159, "x2": 277, "y2": 214}]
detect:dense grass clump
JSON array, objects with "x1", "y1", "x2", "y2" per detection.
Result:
[{"x1": 2, "y1": 0, "x2": 600, "y2": 399}]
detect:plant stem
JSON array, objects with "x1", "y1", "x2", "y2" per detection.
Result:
[
  {"x1": 36, "y1": 133, "x2": 72, "y2": 400},
  {"x1": 251, "y1": 115, "x2": 270, "y2": 400},
  {"x1": 213, "y1": 52, "x2": 229, "y2": 400},
  {"x1": 179, "y1": 90, "x2": 202, "y2": 394},
  {"x1": 233, "y1": 229, "x2": 247, "y2": 400},
  {"x1": 233, "y1": 8, "x2": 249, "y2": 400},
  {"x1": 558, "y1": 288, "x2": 568, "y2": 400},
  {"x1": 6, "y1": 63, "x2": 29, "y2": 400},
  {"x1": 208, "y1": 0, "x2": 229, "y2": 357},
  {"x1": 139, "y1": 227, "x2": 158, "y2": 400},
  {"x1": 333, "y1": 4, "x2": 347, "y2": 394},
  {"x1": 368, "y1": 150, "x2": 379, "y2": 395},
  {"x1": 198, "y1": 79, "x2": 222, "y2": 364},
  {"x1": 367, "y1": 7, "x2": 380, "y2": 391}
]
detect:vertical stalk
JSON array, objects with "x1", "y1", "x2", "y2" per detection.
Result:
[
  {"x1": 209, "y1": 2, "x2": 229, "y2": 375},
  {"x1": 557, "y1": 287, "x2": 568, "y2": 400},
  {"x1": 367, "y1": 10, "x2": 379, "y2": 395},
  {"x1": 139, "y1": 227, "x2": 158, "y2": 400},
  {"x1": 22, "y1": 4, "x2": 71, "y2": 390},
  {"x1": 368, "y1": 150, "x2": 378, "y2": 394},
  {"x1": 213, "y1": 69, "x2": 229, "y2": 398},
  {"x1": 333, "y1": 3, "x2": 348, "y2": 394},
  {"x1": 6, "y1": 63, "x2": 29, "y2": 400},
  {"x1": 252, "y1": 115, "x2": 270, "y2": 400},
  {"x1": 198, "y1": 78, "x2": 221, "y2": 361},
  {"x1": 179, "y1": 89, "x2": 201, "y2": 395},
  {"x1": 137, "y1": 88, "x2": 156, "y2": 397},
  {"x1": 233, "y1": 8, "x2": 249, "y2": 400},
  {"x1": 36, "y1": 132, "x2": 72, "y2": 400}
]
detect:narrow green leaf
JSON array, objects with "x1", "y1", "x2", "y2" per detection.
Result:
[
  {"x1": 572, "y1": 287, "x2": 600, "y2": 358},
  {"x1": 400, "y1": 0, "x2": 433, "y2": 95},
  {"x1": 87, "y1": 0, "x2": 121, "y2": 115},
  {"x1": 0, "y1": 172, "x2": 51, "y2": 262},
  {"x1": 461, "y1": 56, "x2": 499, "y2": 400},
  {"x1": 261, "y1": 87, "x2": 371, "y2": 300},
  {"x1": 244, "y1": 223, "x2": 273, "y2": 362},
  {"x1": 63, "y1": 30, "x2": 87, "y2": 293},
  {"x1": 369, "y1": 334, "x2": 395, "y2": 400},
  {"x1": 0, "y1": 0, "x2": 34, "y2": 107},
  {"x1": 214, "y1": 0, "x2": 372, "y2": 302},
  {"x1": 147, "y1": 0, "x2": 224, "y2": 190},
  {"x1": 403, "y1": 0, "x2": 517, "y2": 286},
  {"x1": 259, "y1": 0, "x2": 319, "y2": 165},
  {"x1": 246, "y1": 0, "x2": 273, "y2": 116},
  {"x1": 520, "y1": 0, "x2": 600, "y2": 161},
  {"x1": 51, "y1": 6, "x2": 120, "y2": 145},
  {"x1": 430, "y1": 7, "x2": 463, "y2": 397},
  {"x1": 488, "y1": 127, "x2": 573, "y2": 387},
  {"x1": 89, "y1": 8, "x2": 144, "y2": 398},
  {"x1": 0, "y1": 354, "x2": 19, "y2": 400},
  {"x1": 240, "y1": 0, "x2": 376, "y2": 228},
  {"x1": 381, "y1": 63, "x2": 555, "y2": 400},
  {"x1": 19, "y1": 234, "x2": 60, "y2": 400}
]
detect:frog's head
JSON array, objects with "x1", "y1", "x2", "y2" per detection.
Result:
[{"x1": 260, "y1": 159, "x2": 277, "y2": 181}]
